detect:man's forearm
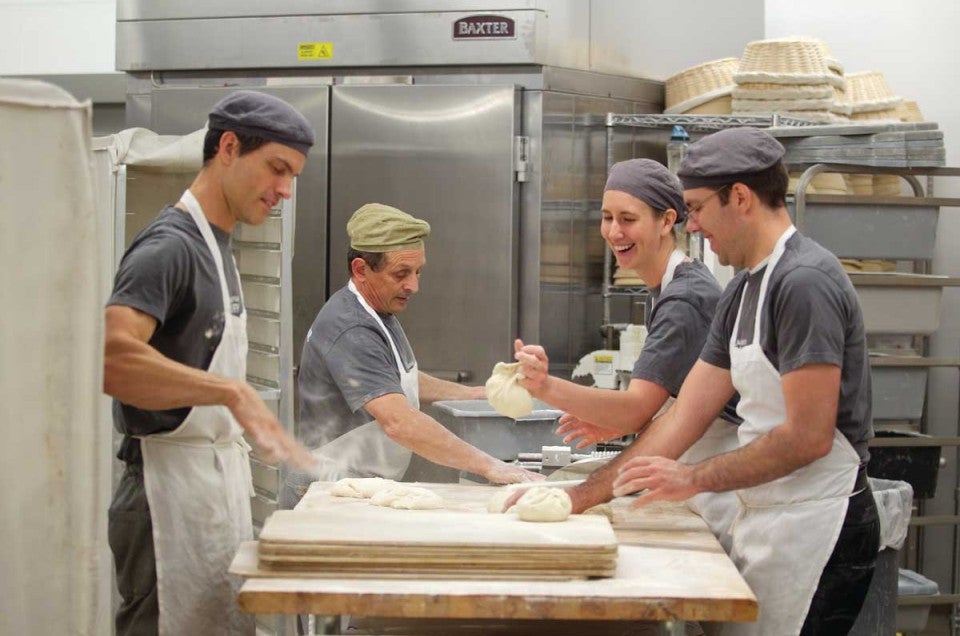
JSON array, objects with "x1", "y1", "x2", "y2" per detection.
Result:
[
  {"x1": 104, "y1": 333, "x2": 241, "y2": 411},
  {"x1": 417, "y1": 371, "x2": 483, "y2": 403},
  {"x1": 381, "y1": 407, "x2": 496, "y2": 475},
  {"x1": 538, "y1": 376, "x2": 665, "y2": 433},
  {"x1": 568, "y1": 405, "x2": 696, "y2": 512},
  {"x1": 690, "y1": 423, "x2": 829, "y2": 493}
]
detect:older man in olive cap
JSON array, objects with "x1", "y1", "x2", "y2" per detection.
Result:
[
  {"x1": 282, "y1": 203, "x2": 541, "y2": 508},
  {"x1": 103, "y1": 90, "x2": 320, "y2": 635},
  {"x1": 611, "y1": 128, "x2": 878, "y2": 635}
]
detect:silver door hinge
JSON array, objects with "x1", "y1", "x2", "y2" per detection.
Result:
[{"x1": 514, "y1": 135, "x2": 530, "y2": 183}]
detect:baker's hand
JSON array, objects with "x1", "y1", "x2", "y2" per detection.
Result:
[
  {"x1": 513, "y1": 338, "x2": 550, "y2": 396},
  {"x1": 228, "y1": 381, "x2": 319, "y2": 474},
  {"x1": 612, "y1": 456, "x2": 699, "y2": 508},
  {"x1": 483, "y1": 460, "x2": 545, "y2": 485},
  {"x1": 555, "y1": 413, "x2": 623, "y2": 449}
]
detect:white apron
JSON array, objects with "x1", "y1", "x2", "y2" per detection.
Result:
[
  {"x1": 139, "y1": 190, "x2": 255, "y2": 636},
  {"x1": 310, "y1": 280, "x2": 421, "y2": 481},
  {"x1": 656, "y1": 250, "x2": 741, "y2": 553},
  {"x1": 722, "y1": 226, "x2": 859, "y2": 636}
]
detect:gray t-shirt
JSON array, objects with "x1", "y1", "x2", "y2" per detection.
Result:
[
  {"x1": 108, "y1": 206, "x2": 243, "y2": 464},
  {"x1": 699, "y1": 232, "x2": 873, "y2": 462},
  {"x1": 633, "y1": 260, "x2": 740, "y2": 424},
  {"x1": 296, "y1": 285, "x2": 415, "y2": 451}
]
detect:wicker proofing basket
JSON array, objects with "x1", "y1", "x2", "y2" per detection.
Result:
[
  {"x1": 897, "y1": 100, "x2": 924, "y2": 122},
  {"x1": 733, "y1": 82, "x2": 834, "y2": 100},
  {"x1": 735, "y1": 37, "x2": 841, "y2": 87},
  {"x1": 665, "y1": 58, "x2": 738, "y2": 113},
  {"x1": 846, "y1": 70, "x2": 903, "y2": 113}
]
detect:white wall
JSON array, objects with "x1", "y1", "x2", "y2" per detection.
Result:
[
  {"x1": 589, "y1": 0, "x2": 765, "y2": 79},
  {"x1": 0, "y1": 1, "x2": 116, "y2": 74},
  {"x1": 766, "y1": 0, "x2": 960, "y2": 593}
]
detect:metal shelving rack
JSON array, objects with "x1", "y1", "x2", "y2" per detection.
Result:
[{"x1": 794, "y1": 164, "x2": 960, "y2": 635}]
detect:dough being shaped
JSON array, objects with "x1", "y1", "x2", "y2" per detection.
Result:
[
  {"x1": 583, "y1": 503, "x2": 614, "y2": 521},
  {"x1": 514, "y1": 487, "x2": 572, "y2": 522},
  {"x1": 389, "y1": 487, "x2": 444, "y2": 510},
  {"x1": 369, "y1": 485, "x2": 410, "y2": 507},
  {"x1": 370, "y1": 485, "x2": 444, "y2": 510},
  {"x1": 329, "y1": 477, "x2": 397, "y2": 499},
  {"x1": 485, "y1": 361, "x2": 534, "y2": 419},
  {"x1": 486, "y1": 488, "x2": 518, "y2": 514}
]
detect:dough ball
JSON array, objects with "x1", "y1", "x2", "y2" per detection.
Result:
[
  {"x1": 329, "y1": 477, "x2": 397, "y2": 498},
  {"x1": 369, "y1": 486, "x2": 444, "y2": 510},
  {"x1": 390, "y1": 487, "x2": 445, "y2": 510},
  {"x1": 485, "y1": 361, "x2": 534, "y2": 419},
  {"x1": 486, "y1": 488, "x2": 517, "y2": 514},
  {"x1": 369, "y1": 485, "x2": 410, "y2": 507},
  {"x1": 583, "y1": 503, "x2": 614, "y2": 521},
  {"x1": 514, "y1": 487, "x2": 572, "y2": 522}
]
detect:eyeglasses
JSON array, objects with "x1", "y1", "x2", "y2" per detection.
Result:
[{"x1": 685, "y1": 184, "x2": 731, "y2": 222}]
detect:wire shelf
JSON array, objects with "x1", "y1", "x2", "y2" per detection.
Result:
[{"x1": 605, "y1": 113, "x2": 820, "y2": 131}]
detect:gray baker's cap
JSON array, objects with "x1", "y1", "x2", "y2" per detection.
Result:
[
  {"x1": 677, "y1": 127, "x2": 785, "y2": 190},
  {"x1": 605, "y1": 158, "x2": 688, "y2": 223},
  {"x1": 208, "y1": 90, "x2": 315, "y2": 156}
]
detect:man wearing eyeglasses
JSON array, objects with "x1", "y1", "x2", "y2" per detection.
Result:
[{"x1": 612, "y1": 127, "x2": 878, "y2": 635}]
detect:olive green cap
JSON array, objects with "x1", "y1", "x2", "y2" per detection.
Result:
[{"x1": 347, "y1": 203, "x2": 431, "y2": 252}]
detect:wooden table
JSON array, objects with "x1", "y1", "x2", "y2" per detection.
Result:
[{"x1": 232, "y1": 482, "x2": 757, "y2": 635}]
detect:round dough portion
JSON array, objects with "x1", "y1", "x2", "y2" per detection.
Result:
[
  {"x1": 486, "y1": 488, "x2": 517, "y2": 514},
  {"x1": 370, "y1": 485, "x2": 444, "y2": 510},
  {"x1": 390, "y1": 487, "x2": 444, "y2": 510},
  {"x1": 514, "y1": 487, "x2": 572, "y2": 522},
  {"x1": 329, "y1": 477, "x2": 397, "y2": 499},
  {"x1": 485, "y1": 361, "x2": 534, "y2": 419},
  {"x1": 369, "y1": 485, "x2": 409, "y2": 506}
]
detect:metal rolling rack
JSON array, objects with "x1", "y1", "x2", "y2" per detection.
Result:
[{"x1": 793, "y1": 164, "x2": 960, "y2": 634}]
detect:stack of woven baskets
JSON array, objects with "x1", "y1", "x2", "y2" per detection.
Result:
[
  {"x1": 664, "y1": 36, "x2": 923, "y2": 129},
  {"x1": 842, "y1": 70, "x2": 907, "y2": 195},
  {"x1": 730, "y1": 37, "x2": 846, "y2": 124},
  {"x1": 664, "y1": 57, "x2": 739, "y2": 115}
]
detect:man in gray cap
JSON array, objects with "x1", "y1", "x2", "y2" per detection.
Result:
[
  {"x1": 281, "y1": 203, "x2": 541, "y2": 508},
  {"x1": 612, "y1": 128, "x2": 878, "y2": 635},
  {"x1": 103, "y1": 90, "x2": 318, "y2": 635}
]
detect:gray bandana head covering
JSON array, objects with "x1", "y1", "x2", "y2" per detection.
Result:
[
  {"x1": 677, "y1": 127, "x2": 785, "y2": 190},
  {"x1": 208, "y1": 90, "x2": 315, "y2": 156},
  {"x1": 604, "y1": 159, "x2": 688, "y2": 223}
]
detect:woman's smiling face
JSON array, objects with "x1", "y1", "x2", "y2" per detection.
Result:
[{"x1": 600, "y1": 189, "x2": 671, "y2": 272}]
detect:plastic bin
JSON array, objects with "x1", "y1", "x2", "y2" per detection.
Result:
[
  {"x1": 850, "y1": 478, "x2": 913, "y2": 636},
  {"x1": 897, "y1": 568, "x2": 939, "y2": 632},
  {"x1": 850, "y1": 547, "x2": 898, "y2": 635},
  {"x1": 867, "y1": 430, "x2": 941, "y2": 498},
  {"x1": 432, "y1": 399, "x2": 564, "y2": 460}
]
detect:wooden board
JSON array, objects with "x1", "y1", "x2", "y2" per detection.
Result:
[
  {"x1": 231, "y1": 542, "x2": 596, "y2": 581},
  {"x1": 260, "y1": 483, "x2": 620, "y2": 580},
  {"x1": 259, "y1": 507, "x2": 617, "y2": 549},
  {"x1": 235, "y1": 542, "x2": 758, "y2": 622},
  {"x1": 234, "y1": 484, "x2": 758, "y2": 623}
]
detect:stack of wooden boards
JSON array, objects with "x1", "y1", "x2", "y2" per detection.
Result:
[
  {"x1": 257, "y1": 505, "x2": 618, "y2": 580},
  {"x1": 770, "y1": 121, "x2": 945, "y2": 167}
]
